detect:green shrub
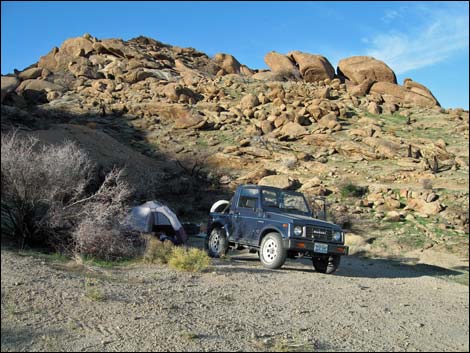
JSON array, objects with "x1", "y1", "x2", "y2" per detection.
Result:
[
  {"x1": 340, "y1": 183, "x2": 368, "y2": 198},
  {"x1": 84, "y1": 278, "x2": 105, "y2": 301},
  {"x1": 168, "y1": 247, "x2": 211, "y2": 272},
  {"x1": 143, "y1": 237, "x2": 175, "y2": 264}
]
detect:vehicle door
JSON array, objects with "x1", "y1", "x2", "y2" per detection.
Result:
[{"x1": 231, "y1": 187, "x2": 260, "y2": 245}]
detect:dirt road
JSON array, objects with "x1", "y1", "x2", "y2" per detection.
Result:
[{"x1": 1, "y1": 243, "x2": 468, "y2": 352}]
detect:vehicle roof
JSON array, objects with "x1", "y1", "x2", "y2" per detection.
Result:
[{"x1": 238, "y1": 184, "x2": 305, "y2": 196}]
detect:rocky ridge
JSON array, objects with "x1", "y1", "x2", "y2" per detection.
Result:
[{"x1": 1, "y1": 34, "x2": 468, "y2": 263}]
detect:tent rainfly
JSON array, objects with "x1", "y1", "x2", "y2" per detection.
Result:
[{"x1": 127, "y1": 201, "x2": 188, "y2": 244}]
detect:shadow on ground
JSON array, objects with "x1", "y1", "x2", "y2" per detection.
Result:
[{"x1": 189, "y1": 235, "x2": 466, "y2": 280}]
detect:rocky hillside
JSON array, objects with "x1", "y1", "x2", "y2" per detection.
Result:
[{"x1": 1, "y1": 34, "x2": 468, "y2": 264}]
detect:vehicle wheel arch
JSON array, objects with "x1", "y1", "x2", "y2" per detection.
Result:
[
  {"x1": 258, "y1": 226, "x2": 284, "y2": 246},
  {"x1": 208, "y1": 221, "x2": 225, "y2": 234}
]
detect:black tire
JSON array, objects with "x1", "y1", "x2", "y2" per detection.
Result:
[
  {"x1": 259, "y1": 232, "x2": 287, "y2": 269},
  {"x1": 312, "y1": 255, "x2": 341, "y2": 274},
  {"x1": 205, "y1": 227, "x2": 229, "y2": 258}
]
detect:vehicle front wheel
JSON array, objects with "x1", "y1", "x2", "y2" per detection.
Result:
[
  {"x1": 259, "y1": 232, "x2": 287, "y2": 269},
  {"x1": 312, "y1": 255, "x2": 341, "y2": 274},
  {"x1": 205, "y1": 227, "x2": 229, "y2": 258}
]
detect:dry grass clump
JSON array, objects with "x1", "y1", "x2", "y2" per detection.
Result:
[
  {"x1": 143, "y1": 237, "x2": 175, "y2": 264},
  {"x1": 143, "y1": 236, "x2": 211, "y2": 272},
  {"x1": 168, "y1": 247, "x2": 211, "y2": 272}
]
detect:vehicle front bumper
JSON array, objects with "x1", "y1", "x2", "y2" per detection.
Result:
[{"x1": 283, "y1": 238, "x2": 349, "y2": 256}]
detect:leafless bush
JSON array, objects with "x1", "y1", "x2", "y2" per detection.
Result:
[
  {"x1": 1, "y1": 131, "x2": 93, "y2": 247},
  {"x1": 71, "y1": 168, "x2": 142, "y2": 260},
  {"x1": 72, "y1": 222, "x2": 139, "y2": 261},
  {"x1": 1, "y1": 131, "x2": 141, "y2": 260}
]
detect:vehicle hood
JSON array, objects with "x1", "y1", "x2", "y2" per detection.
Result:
[{"x1": 266, "y1": 211, "x2": 342, "y2": 230}]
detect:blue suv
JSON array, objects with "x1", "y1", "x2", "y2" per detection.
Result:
[{"x1": 205, "y1": 184, "x2": 348, "y2": 274}]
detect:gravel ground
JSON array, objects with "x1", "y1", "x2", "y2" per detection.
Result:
[{"x1": 1, "y1": 241, "x2": 468, "y2": 352}]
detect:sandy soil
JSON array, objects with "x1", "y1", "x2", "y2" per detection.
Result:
[{"x1": 1, "y1": 242, "x2": 468, "y2": 352}]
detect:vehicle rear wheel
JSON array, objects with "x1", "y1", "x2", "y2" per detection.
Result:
[
  {"x1": 259, "y1": 232, "x2": 287, "y2": 269},
  {"x1": 312, "y1": 255, "x2": 341, "y2": 274},
  {"x1": 205, "y1": 227, "x2": 229, "y2": 258}
]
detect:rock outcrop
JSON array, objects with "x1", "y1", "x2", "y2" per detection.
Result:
[
  {"x1": 337, "y1": 56, "x2": 397, "y2": 84},
  {"x1": 287, "y1": 51, "x2": 335, "y2": 83}
]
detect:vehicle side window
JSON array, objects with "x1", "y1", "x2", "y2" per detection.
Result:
[
  {"x1": 262, "y1": 190, "x2": 279, "y2": 208},
  {"x1": 238, "y1": 188, "x2": 259, "y2": 209}
]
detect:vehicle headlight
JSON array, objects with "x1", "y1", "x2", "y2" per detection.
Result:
[
  {"x1": 333, "y1": 231, "x2": 343, "y2": 242},
  {"x1": 294, "y1": 226, "x2": 303, "y2": 237}
]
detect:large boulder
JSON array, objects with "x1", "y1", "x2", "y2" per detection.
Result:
[
  {"x1": 363, "y1": 136, "x2": 404, "y2": 158},
  {"x1": 68, "y1": 57, "x2": 101, "y2": 79},
  {"x1": 213, "y1": 53, "x2": 241, "y2": 75},
  {"x1": 406, "y1": 198, "x2": 442, "y2": 216},
  {"x1": 403, "y1": 78, "x2": 440, "y2": 107},
  {"x1": 370, "y1": 81, "x2": 406, "y2": 99},
  {"x1": 318, "y1": 112, "x2": 341, "y2": 131},
  {"x1": 16, "y1": 79, "x2": 66, "y2": 104},
  {"x1": 38, "y1": 36, "x2": 95, "y2": 72},
  {"x1": 18, "y1": 67, "x2": 43, "y2": 80},
  {"x1": 280, "y1": 122, "x2": 308, "y2": 140},
  {"x1": 16, "y1": 79, "x2": 66, "y2": 94},
  {"x1": 287, "y1": 51, "x2": 335, "y2": 82},
  {"x1": 252, "y1": 71, "x2": 277, "y2": 81},
  {"x1": 370, "y1": 81, "x2": 438, "y2": 108},
  {"x1": 38, "y1": 47, "x2": 60, "y2": 71},
  {"x1": 335, "y1": 140, "x2": 377, "y2": 160},
  {"x1": 337, "y1": 56, "x2": 396, "y2": 85},
  {"x1": 240, "y1": 65, "x2": 254, "y2": 77},
  {"x1": 264, "y1": 51, "x2": 300, "y2": 80},
  {"x1": 59, "y1": 36, "x2": 94, "y2": 59},
  {"x1": 93, "y1": 38, "x2": 142, "y2": 60},
  {"x1": 347, "y1": 78, "x2": 375, "y2": 97},
  {"x1": 258, "y1": 175, "x2": 299, "y2": 190},
  {"x1": 239, "y1": 93, "x2": 260, "y2": 110},
  {"x1": 1, "y1": 76, "x2": 20, "y2": 103},
  {"x1": 174, "y1": 111, "x2": 206, "y2": 129}
]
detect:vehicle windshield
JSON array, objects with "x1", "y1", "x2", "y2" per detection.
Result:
[{"x1": 261, "y1": 189, "x2": 310, "y2": 215}]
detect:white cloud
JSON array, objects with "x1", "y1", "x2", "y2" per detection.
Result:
[
  {"x1": 381, "y1": 9, "x2": 400, "y2": 23},
  {"x1": 364, "y1": 5, "x2": 469, "y2": 74}
]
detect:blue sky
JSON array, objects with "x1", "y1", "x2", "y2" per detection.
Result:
[{"x1": 1, "y1": 1, "x2": 468, "y2": 109}]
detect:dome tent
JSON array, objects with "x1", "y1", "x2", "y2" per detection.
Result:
[{"x1": 127, "y1": 201, "x2": 188, "y2": 245}]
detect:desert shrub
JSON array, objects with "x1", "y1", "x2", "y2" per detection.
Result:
[
  {"x1": 421, "y1": 178, "x2": 433, "y2": 190},
  {"x1": 71, "y1": 168, "x2": 138, "y2": 261},
  {"x1": 168, "y1": 247, "x2": 211, "y2": 272},
  {"x1": 1, "y1": 131, "x2": 93, "y2": 248},
  {"x1": 73, "y1": 222, "x2": 139, "y2": 261},
  {"x1": 143, "y1": 236, "x2": 175, "y2": 264},
  {"x1": 329, "y1": 211, "x2": 353, "y2": 229},
  {"x1": 340, "y1": 182, "x2": 368, "y2": 198},
  {"x1": 1, "y1": 131, "x2": 139, "y2": 260},
  {"x1": 84, "y1": 278, "x2": 105, "y2": 301}
]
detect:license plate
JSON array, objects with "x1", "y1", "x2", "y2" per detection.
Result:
[{"x1": 314, "y1": 243, "x2": 328, "y2": 254}]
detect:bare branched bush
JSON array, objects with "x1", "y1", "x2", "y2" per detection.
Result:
[
  {"x1": 71, "y1": 168, "x2": 142, "y2": 260},
  {"x1": 1, "y1": 131, "x2": 141, "y2": 260},
  {"x1": 72, "y1": 222, "x2": 139, "y2": 261},
  {"x1": 1, "y1": 131, "x2": 93, "y2": 247}
]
